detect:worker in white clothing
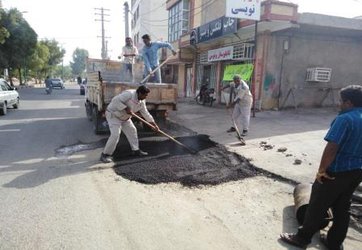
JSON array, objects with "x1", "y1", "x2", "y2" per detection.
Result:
[
  {"x1": 225, "y1": 74, "x2": 253, "y2": 136},
  {"x1": 100, "y1": 85, "x2": 159, "y2": 163},
  {"x1": 118, "y1": 37, "x2": 139, "y2": 81}
]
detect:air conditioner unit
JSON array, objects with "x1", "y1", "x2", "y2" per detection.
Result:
[{"x1": 306, "y1": 68, "x2": 332, "y2": 82}]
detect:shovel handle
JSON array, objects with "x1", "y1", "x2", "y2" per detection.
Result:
[
  {"x1": 140, "y1": 51, "x2": 178, "y2": 84},
  {"x1": 131, "y1": 113, "x2": 196, "y2": 154}
]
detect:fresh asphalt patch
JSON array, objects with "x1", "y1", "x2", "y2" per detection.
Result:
[{"x1": 112, "y1": 134, "x2": 259, "y2": 187}]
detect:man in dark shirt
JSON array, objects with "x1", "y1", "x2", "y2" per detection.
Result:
[{"x1": 280, "y1": 85, "x2": 362, "y2": 250}]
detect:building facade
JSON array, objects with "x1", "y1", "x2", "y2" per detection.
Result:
[
  {"x1": 130, "y1": 0, "x2": 169, "y2": 49},
  {"x1": 166, "y1": 0, "x2": 362, "y2": 110}
]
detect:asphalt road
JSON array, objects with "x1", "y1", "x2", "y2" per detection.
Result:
[
  {"x1": 0, "y1": 84, "x2": 360, "y2": 250},
  {"x1": 0, "y1": 84, "x2": 128, "y2": 249}
]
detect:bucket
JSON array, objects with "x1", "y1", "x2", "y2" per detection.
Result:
[{"x1": 293, "y1": 183, "x2": 333, "y2": 229}]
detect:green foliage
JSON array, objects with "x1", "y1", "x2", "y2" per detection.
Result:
[
  {"x1": 27, "y1": 43, "x2": 50, "y2": 78},
  {"x1": 0, "y1": 9, "x2": 10, "y2": 44},
  {"x1": 70, "y1": 48, "x2": 89, "y2": 77},
  {"x1": 0, "y1": 8, "x2": 37, "y2": 84},
  {"x1": 53, "y1": 64, "x2": 72, "y2": 80}
]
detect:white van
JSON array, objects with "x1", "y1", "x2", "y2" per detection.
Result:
[{"x1": 0, "y1": 79, "x2": 19, "y2": 115}]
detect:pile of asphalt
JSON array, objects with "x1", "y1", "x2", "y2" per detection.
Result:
[{"x1": 113, "y1": 134, "x2": 259, "y2": 187}]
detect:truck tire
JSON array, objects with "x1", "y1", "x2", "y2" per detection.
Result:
[
  {"x1": 92, "y1": 106, "x2": 102, "y2": 134},
  {"x1": 85, "y1": 102, "x2": 93, "y2": 121}
]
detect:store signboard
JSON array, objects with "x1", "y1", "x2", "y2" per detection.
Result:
[
  {"x1": 190, "y1": 16, "x2": 237, "y2": 44},
  {"x1": 225, "y1": 0, "x2": 261, "y2": 21},
  {"x1": 208, "y1": 46, "x2": 234, "y2": 62},
  {"x1": 223, "y1": 64, "x2": 254, "y2": 81}
]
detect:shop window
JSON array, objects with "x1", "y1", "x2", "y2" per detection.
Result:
[{"x1": 168, "y1": 0, "x2": 190, "y2": 42}]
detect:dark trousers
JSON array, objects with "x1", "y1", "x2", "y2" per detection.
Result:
[
  {"x1": 125, "y1": 64, "x2": 133, "y2": 77},
  {"x1": 297, "y1": 169, "x2": 362, "y2": 249}
]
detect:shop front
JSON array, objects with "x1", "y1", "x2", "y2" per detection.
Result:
[{"x1": 190, "y1": 15, "x2": 255, "y2": 103}]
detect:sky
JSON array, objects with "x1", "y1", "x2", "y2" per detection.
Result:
[{"x1": 2, "y1": 0, "x2": 362, "y2": 65}]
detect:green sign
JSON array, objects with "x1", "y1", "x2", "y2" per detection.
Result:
[{"x1": 223, "y1": 64, "x2": 254, "y2": 81}]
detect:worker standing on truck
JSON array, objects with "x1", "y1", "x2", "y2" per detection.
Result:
[
  {"x1": 141, "y1": 34, "x2": 177, "y2": 83},
  {"x1": 119, "y1": 37, "x2": 138, "y2": 80},
  {"x1": 100, "y1": 85, "x2": 159, "y2": 163}
]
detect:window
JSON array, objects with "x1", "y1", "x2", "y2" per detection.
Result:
[
  {"x1": 0, "y1": 83, "x2": 7, "y2": 91},
  {"x1": 168, "y1": 0, "x2": 190, "y2": 42}
]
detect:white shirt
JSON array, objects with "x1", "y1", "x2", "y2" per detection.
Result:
[
  {"x1": 121, "y1": 45, "x2": 139, "y2": 64},
  {"x1": 106, "y1": 89, "x2": 154, "y2": 122},
  {"x1": 234, "y1": 80, "x2": 253, "y2": 104}
]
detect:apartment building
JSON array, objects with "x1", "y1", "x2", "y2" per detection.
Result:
[{"x1": 130, "y1": 0, "x2": 169, "y2": 48}]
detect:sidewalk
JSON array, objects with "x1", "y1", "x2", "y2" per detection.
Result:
[{"x1": 168, "y1": 100, "x2": 338, "y2": 185}]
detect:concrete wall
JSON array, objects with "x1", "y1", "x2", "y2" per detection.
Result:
[
  {"x1": 201, "y1": 0, "x2": 225, "y2": 25},
  {"x1": 178, "y1": 65, "x2": 186, "y2": 97},
  {"x1": 263, "y1": 30, "x2": 362, "y2": 109}
]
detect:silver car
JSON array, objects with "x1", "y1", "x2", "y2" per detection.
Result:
[
  {"x1": 0, "y1": 79, "x2": 19, "y2": 115},
  {"x1": 50, "y1": 78, "x2": 65, "y2": 89}
]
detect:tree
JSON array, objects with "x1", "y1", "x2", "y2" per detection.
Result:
[
  {"x1": 0, "y1": 9, "x2": 10, "y2": 44},
  {"x1": 70, "y1": 48, "x2": 88, "y2": 77},
  {"x1": 0, "y1": 8, "x2": 37, "y2": 85},
  {"x1": 53, "y1": 64, "x2": 72, "y2": 80},
  {"x1": 39, "y1": 39, "x2": 65, "y2": 77},
  {"x1": 27, "y1": 42, "x2": 50, "y2": 83}
]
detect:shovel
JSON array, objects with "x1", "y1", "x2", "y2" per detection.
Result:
[
  {"x1": 140, "y1": 52, "x2": 177, "y2": 85},
  {"x1": 131, "y1": 112, "x2": 198, "y2": 154},
  {"x1": 222, "y1": 93, "x2": 246, "y2": 145}
]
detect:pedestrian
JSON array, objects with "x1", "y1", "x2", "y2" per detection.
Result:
[
  {"x1": 224, "y1": 75, "x2": 252, "y2": 136},
  {"x1": 119, "y1": 37, "x2": 138, "y2": 80},
  {"x1": 280, "y1": 85, "x2": 362, "y2": 250},
  {"x1": 77, "y1": 76, "x2": 82, "y2": 85},
  {"x1": 141, "y1": 34, "x2": 177, "y2": 83},
  {"x1": 100, "y1": 85, "x2": 159, "y2": 163},
  {"x1": 45, "y1": 76, "x2": 52, "y2": 94}
]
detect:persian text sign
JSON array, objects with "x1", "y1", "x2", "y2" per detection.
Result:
[
  {"x1": 223, "y1": 64, "x2": 254, "y2": 81},
  {"x1": 226, "y1": 0, "x2": 261, "y2": 21},
  {"x1": 208, "y1": 46, "x2": 234, "y2": 62},
  {"x1": 190, "y1": 16, "x2": 237, "y2": 44}
]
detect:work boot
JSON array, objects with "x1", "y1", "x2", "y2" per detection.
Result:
[
  {"x1": 227, "y1": 127, "x2": 236, "y2": 133},
  {"x1": 132, "y1": 149, "x2": 148, "y2": 156},
  {"x1": 241, "y1": 130, "x2": 248, "y2": 136},
  {"x1": 100, "y1": 153, "x2": 113, "y2": 163}
]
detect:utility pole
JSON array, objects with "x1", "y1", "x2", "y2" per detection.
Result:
[
  {"x1": 124, "y1": 2, "x2": 130, "y2": 38},
  {"x1": 95, "y1": 7, "x2": 110, "y2": 59}
]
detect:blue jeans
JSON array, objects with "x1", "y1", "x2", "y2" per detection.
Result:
[{"x1": 144, "y1": 66, "x2": 161, "y2": 83}]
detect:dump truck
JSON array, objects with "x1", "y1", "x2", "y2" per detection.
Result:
[{"x1": 84, "y1": 58, "x2": 178, "y2": 134}]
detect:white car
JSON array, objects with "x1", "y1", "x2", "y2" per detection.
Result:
[{"x1": 0, "y1": 78, "x2": 19, "y2": 115}]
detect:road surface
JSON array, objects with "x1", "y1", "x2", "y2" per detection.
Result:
[{"x1": 0, "y1": 84, "x2": 360, "y2": 250}]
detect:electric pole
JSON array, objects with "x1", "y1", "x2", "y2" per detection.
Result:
[
  {"x1": 95, "y1": 7, "x2": 110, "y2": 59},
  {"x1": 124, "y1": 2, "x2": 130, "y2": 38}
]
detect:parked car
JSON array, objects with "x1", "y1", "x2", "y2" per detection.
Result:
[
  {"x1": 51, "y1": 78, "x2": 65, "y2": 89},
  {"x1": 0, "y1": 78, "x2": 19, "y2": 115}
]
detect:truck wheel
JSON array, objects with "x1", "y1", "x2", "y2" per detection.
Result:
[
  {"x1": 92, "y1": 107, "x2": 101, "y2": 134},
  {"x1": 85, "y1": 102, "x2": 93, "y2": 121}
]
